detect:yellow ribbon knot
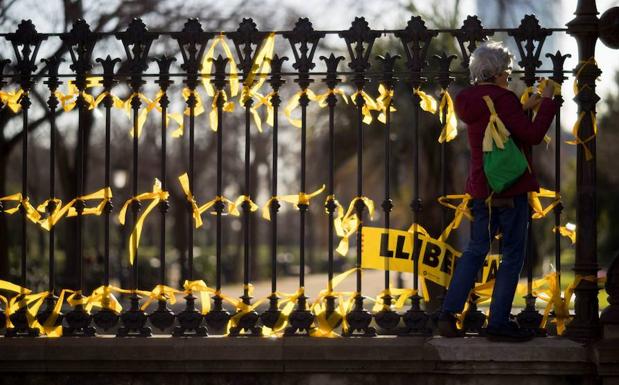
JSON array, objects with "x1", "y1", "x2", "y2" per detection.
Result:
[
  {"x1": 36, "y1": 187, "x2": 113, "y2": 231},
  {"x1": 0, "y1": 88, "x2": 24, "y2": 113},
  {"x1": 209, "y1": 90, "x2": 235, "y2": 132},
  {"x1": 553, "y1": 222, "x2": 576, "y2": 244},
  {"x1": 334, "y1": 196, "x2": 375, "y2": 256},
  {"x1": 438, "y1": 89, "x2": 458, "y2": 142},
  {"x1": 315, "y1": 88, "x2": 349, "y2": 109},
  {"x1": 309, "y1": 267, "x2": 359, "y2": 338},
  {"x1": 413, "y1": 87, "x2": 438, "y2": 114},
  {"x1": 118, "y1": 179, "x2": 169, "y2": 265},
  {"x1": 273, "y1": 185, "x2": 326, "y2": 213},
  {"x1": 350, "y1": 89, "x2": 380, "y2": 125},
  {"x1": 183, "y1": 280, "x2": 221, "y2": 315},
  {"x1": 54, "y1": 76, "x2": 103, "y2": 112},
  {"x1": 140, "y1": 284, "x2": 182, "y2": 311},
  {"x1": 437, "y1": 193, "x2": 473, "y2": 241},
  {"x1": 284, "y1": 89, "x2": 318, "y2": 128},
  {"x1": 376, "y1": 84, "x2": 396, "y2": 124},
  {"x1": 233, "y1": 195, "x2": 259, "y2": 216},
  {"x1": 84, "y1": 285, "x2": 125, "y2": 314},
  {"x1": 528, "y1": 188, "x2": 561, "y2": 219},
  {"x1": 0, "y1": 193, "x2": 41, "y2": 223},
  {"x1": 567, "y1": 58, "x2": 598, "y2": 160}
]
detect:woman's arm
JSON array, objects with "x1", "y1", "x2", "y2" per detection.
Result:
[{"x1": 495, "y1": 92, "x2": 557, "y2": 145}]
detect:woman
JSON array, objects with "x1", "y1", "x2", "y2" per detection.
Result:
[{"x1": 438, "y1": 41, "x2": 556, "y2": 341}]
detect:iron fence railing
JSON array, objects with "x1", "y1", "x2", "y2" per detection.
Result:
[{"x1": 0, "y1": 10, "x2": 605, "y2": 339}]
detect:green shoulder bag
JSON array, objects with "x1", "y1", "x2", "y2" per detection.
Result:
[{"x1": 481, "y1": 95, "x2": 530, "y2": 193}]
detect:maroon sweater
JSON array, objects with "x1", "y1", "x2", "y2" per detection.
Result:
[{"x1": 455, "y1": 84, "x2": 557, "y2": 199}]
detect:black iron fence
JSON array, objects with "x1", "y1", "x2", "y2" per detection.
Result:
[{"x1": 0, "y1": 4, "x2": 611, "y2": 339}]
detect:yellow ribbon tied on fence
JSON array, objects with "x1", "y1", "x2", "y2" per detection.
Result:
[
  {"x1": 262, "y1": 185, "x2": 326, "y2": 221},
  {"x1": 36, "y1": 187, "x2": 113, "y2": 230},
  {"x1": 84, "y1": 285, "x2": 124, "y2": 313},
  {"x1": 310, "y1": 267, "x2": 359, "y2": 337},
  {"x1": 178, "y1": 172, "x2": 205, "y2": 228},
  {"x1": 0, "y1": 193, "x2": 41, "y2": 223},
  {"x1": 0, "y1": 88, "x2": 24, "y2": 113},
  {"x1": 238, "y1": 32, "x2": 276, "y2": 133},
  {"x1": 350, "y1": 89, "x2": 380, "y2": 125},
  {"x1": 482, "y1": 95, "x2": 510, "y2": 151},
  {"x1": 437, "y1": 193, "x2": 473, "y2": 241},
  {"x1": 413, "y1": 87, "x2": 438, "y2": 114},
  {"x1": 438, "y1": 89, "x2": 458, "y2": 142},
  {"x1": 334, "y1": 196, "x2": 375, "y2": 256},
  {"x1": 284, "y1": 88, "x2": 318, "y2": 128},
  {"x1": 54, "y1": 76, "x2": 103, "y2": 112},
  {"x1": 184, "y1": 280, "x2": 222, "y2": 315},
  {"x1": 118, "y1": 179, "x2": 169, "y2": 265},
  {"x1": 315, "y1": 88, "x2": 349, "y2": 109},
  {"x1": 202, "y1": 33, "x2": 240, "y2": 98},
  {"x1": 554, "y1": 222, "x2": 576, "y2": 244},
  {"x1": 209, "y1": 90, "x2": 235, "y2": 132},
  {"x1": 528, "y1": 188, "x2": 561, "y2": 219},
  {"x1": 140, "y1": 284, "x2": 182, "y2": 311},
  {"x1": 567, "y1": 58, "x2": 599, "y2": 161},
  {"x1": 376, "y1": 84, "x2": 396, "y2": 124},
  {"x1": 232, "y1": 195, "x2": 259, "y2": 216}
]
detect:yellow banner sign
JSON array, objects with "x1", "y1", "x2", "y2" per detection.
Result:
[{"x1": 361, "y1": 226, "x2": 461, "y2": 288}]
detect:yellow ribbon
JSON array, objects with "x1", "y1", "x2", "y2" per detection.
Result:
[
  {"x1": 178, "y1": 173, "x2": 204, "y2": 228},
  {"x1": 183, "y1": 280, "x2": 221, "y2": 315},
  {"x1": 315, "y1": 88, "x2": 349, "y2": 109},
  {"x1": 553, "y1": 223, "x2": 576, "y2": 244},
  {"x1": 438, "y1": 89, "x2": 458, "y2": 142},
  {"x1": 84, "y1": 285, "x2": 125, "y2": 314},
  {"x1": 260, "y1": 287, "x2": 308, "y2": 336},
  {"x1": 482, "y1": 95, "x2": 511, "y2": 151},
  {"x1": 0, "y1": 280, "x2": 66, "y2": 336},
  {"x1": 238, "y1": 32, "x2": 276, "y2": 133},
  {"x1": 437, "y1": 193, "x2": 473, "y2": 241},
  {"x1": 264, "y1": 185, "x2": 326, "y2": 219},
  {"x1": 140, "y1": 284, "x2": 182, "y2": 311},
  {"x1": 413, "y1": 87, "x2": 438, "y2": 114},
  {"x1": 350, "y1": 90, "x2": 380, "y2": 125},
  {"x1": 232, "y1": 195, "x2": 259, "y2": 216},
  {"x1": 0, "y1": 88, "x2": 24, "y2": 113},
  {"x1": 226, "y1": 284, "x2": 270, "y2": 334},
  {"x1": 567, "y1": 110, "x2": 597, "y2": 161},
  {"x1": 178, "y1": 173, "x2": 241, "y2": 225},
  {"x1": 309, "y1": 267, "x2": 359, "y2": 337},
  {"x1": 118, "y1": 179, "x2": 169, "y2": 265},
  {"x1": 36, "y1": 187, "x2": 113, "y2": 230},
  {"x1": 334, "y1": 196, "x2": 375, "y2": 256},
  {"x1": 520, "y1": 79, "x2": 560, "y2": 145},
  {"x1": 284, "y1": 89, "x2": 318, "y2": 128},
  {"x1": 54, "y1": 76, "x2": 103, "y2": 112},
  {"x1": 528, "y1": 188, "x2": 561, "y2": 219},
  {"x1": 202, "y1": 33, "x2": 239, "y2": 97},
  {"x1": 375, "y1": 84, "x2": 396, "y2": 124},
  {"x1": 567, "y1": 58, "x2": 598, "y2": 160},
  {"x1": 209, "y1": 90, "x2": 235, "y2": 132},
  {"x1": 0, "y1": 193, "x2": 41, "y2": 223}
]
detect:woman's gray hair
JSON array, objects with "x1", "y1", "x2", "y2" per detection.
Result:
[{"x1": 469, "y1": 41, "x2": 513, "y2": 83}]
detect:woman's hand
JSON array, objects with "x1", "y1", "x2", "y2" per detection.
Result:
[
  {"x1": 522, "y1": 94, "x2": 542, "y2": 111},
  {"x1": 541, "y1": 79, "x2": 555, "y2": 99}
]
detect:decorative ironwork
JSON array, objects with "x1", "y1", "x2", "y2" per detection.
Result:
[{"x1": 452, "y1": 16, "x2": 493, "y2": 68}]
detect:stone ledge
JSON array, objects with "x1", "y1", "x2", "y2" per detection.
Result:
[{"x1": 0, "y1": 336, "x2": 595, "y2": 376}]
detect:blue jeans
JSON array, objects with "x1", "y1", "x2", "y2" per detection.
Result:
[{"x1": 441, "y1": 193, "x2": 528, "y2": 328}]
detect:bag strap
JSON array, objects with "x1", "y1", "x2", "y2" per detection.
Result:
[{"x1": 482, "y1": 95, "x2": 511, "y2": 152}]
